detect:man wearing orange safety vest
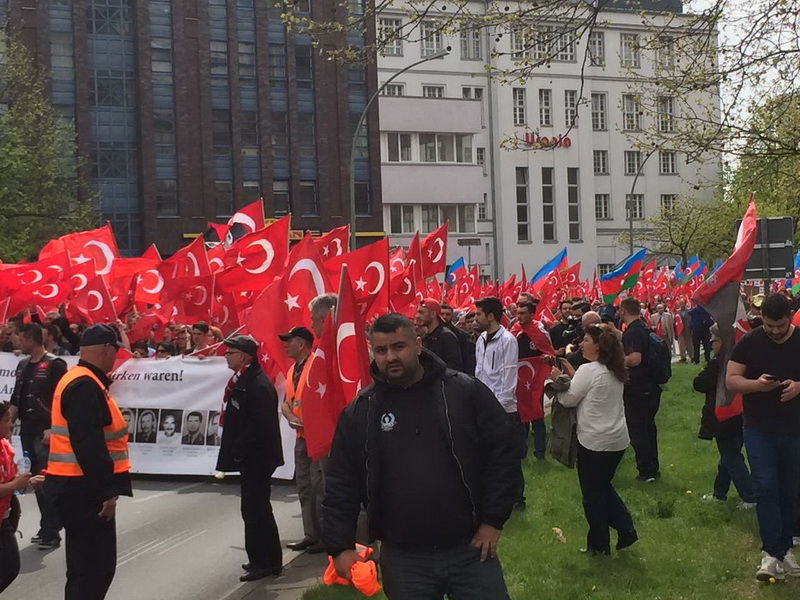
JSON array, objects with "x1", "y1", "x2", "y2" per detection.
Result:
[
  {"x1": 279, "y1": 326, "x2": 326, "y2": 554},
  {"x1": 45, "y1": 324, "x2": 132, "y2": 600}
]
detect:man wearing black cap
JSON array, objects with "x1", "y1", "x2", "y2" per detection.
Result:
[
  {"x1": 217, "y1": 335, "x2": 284, "y2": 581},
  {"x1": 45, "y1": 324, "x2": 133, "y2": 600},
  {"x1": 279, "y1": 326, "x2": 326, "y2": 554}
]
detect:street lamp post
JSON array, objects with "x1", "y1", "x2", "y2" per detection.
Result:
[
  {"x1": 349, "y1": 48, "x2": 450, "y2": 250},
  {"x1": 627, "y1": 146, "x2": 658, "y2": 255}
]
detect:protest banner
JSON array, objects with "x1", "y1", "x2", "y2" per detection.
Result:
[{"x1": 0, "y1": 352, "x2": 295, "y2": 480}]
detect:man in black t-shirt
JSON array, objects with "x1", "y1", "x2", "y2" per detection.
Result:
[
  {"x1": 727, "y1": 293, "x2": 800, "y2": 581},
  {"x1": 620, "y1": 297, "x2": 662, "y2": 482}
]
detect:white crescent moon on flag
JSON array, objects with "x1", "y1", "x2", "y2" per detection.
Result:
[
  {"x1": 72, "y1": 274, "x2": 89, "y2": 291},
  {"x1": 401, "y1": 278, "x2": 412, "y2": 295},
  {"x1": 140, "y1": 270, "x2": 164, "y2": 295},
  {"x1": 365, "y1": 261, "x2": 385, "y2": 295},
  {"x1": 336, "y1": 323, "x2": 356, "y2": 383},
  {"x1": 48, "y1": 265, "x2": 64, "y2": 276},
  {"x1": 191, "y1": 285, "x2": 208, "y2": 306},
  {"x1": 35, "y1": 283, "x2": 59, "y2": 299},
  {"x1": 244, "y1": 239, "x2": 275, "y2": 275},
  {"x1": 84, "y1": 240, "x2": 115, "y2": 276},
  {"x1": 518, "y1": 361, "x2": 535, "y2": 379},
  {"x1": 220, "y1": 305, "x2": 229, "y2": 325},
  {"x1": 432, "y1": 238, "x2": 445, "y2": 263},
  {"x1": 390, "y1": 257, "x2": 405, "y2": 272},
  {"x1": 229, "y1": 212, "x2": 257, "y2": 232},
  {"x1": 88, "y1": 290, "x2": 104, "y2": 312},
  {"x1": 187, "y1": 252, "x2": 201, "y2": 277},
  {"x1": 20, "y1": 269, "x2": 43, "y2": 285},
  {"x1": 209, "y1": 257, "x2": 224, "y2": 272},
  {"x1": 331, "y1": 238, "x2": 343, "y2": 256},
  {"x1": 289, "y1": 259, "x2": 326, "y2": 296}
]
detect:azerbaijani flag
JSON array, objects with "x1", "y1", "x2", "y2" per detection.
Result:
[
  {"x1": 529, "y1": 247, "x2": 568, "y2": 292},
  {"x1": 599, "y1": 249, "x2": 647, "y2": 304},
  {"x1": 791, "y1": 250, "x2": 800, "y2": 295},
  {"x1": 446, "y1": 256, "x2": 467, "y2": 284}
]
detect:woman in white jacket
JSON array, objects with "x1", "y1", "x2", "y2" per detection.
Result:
[{"x1": 550, "y1": 324, "x2": 638, "y2": 555}]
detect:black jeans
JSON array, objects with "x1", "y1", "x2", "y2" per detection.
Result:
[
  {"x1": 712, "y1": 434, "x2": 756, "y2": 503},
  {"x1": 576, "y1": 444, "x2": 634, "y2": 554},
  {"x1": 692, "y1": 328, "x2": 711, "y2": 363},
  {"x1": 623, "y1": 387, "x2": 661, "y2": 479},
  {"x1": 507, "y1": 412, "x2": 527, "y2": 503},
  {"x1": 0, "y1": 520, "x2": 19, "y2": 594},
  {"x1": 531, "y1": 419, "x2": 546, "y2": 459},
  {"x1": 239, "y1": 467, "x2": 282, "y2": 570},
  {"x1": 380, "y1": 543, "x2": 510, "y2": 600},
  {"x1": 54, "y1": 490, "x2": 117, "y2": 600},
  {"x1": 20, "y1": 433, "x2": 62, "y2": 538}
]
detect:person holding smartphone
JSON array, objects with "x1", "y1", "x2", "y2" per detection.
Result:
[{"x1": 726, "y1": 293, "x2": 800, "y2": 581}]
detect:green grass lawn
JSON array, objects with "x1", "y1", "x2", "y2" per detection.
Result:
[{"x1": 302, "y1": 363, "x2": 799, "y2": 599}]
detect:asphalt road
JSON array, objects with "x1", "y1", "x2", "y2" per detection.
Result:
[{"x1": 8, "y1": 476, "x2": 306, "y2": 600}]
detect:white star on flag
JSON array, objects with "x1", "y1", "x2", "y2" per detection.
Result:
[
  {"x1": 284, "y1": 293, "x2": 301, "y2": 310},
  {"x1": 315, "y1": 382, "x2": 327, "y2": 396},
  {"x1": 322, "y1": 245, "x2": 330, "y2": 257},
  {"x1": 355, "y1": 277, "x2": 367, "y2": 291}
]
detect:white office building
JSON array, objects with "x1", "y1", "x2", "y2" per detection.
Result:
[{"x1": 376, "y1": 0, "x2": 721, "y2": 281}]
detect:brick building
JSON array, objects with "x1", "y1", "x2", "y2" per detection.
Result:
[{"x1": 1, "y1": 0, "x2": 382, "y2": 255}]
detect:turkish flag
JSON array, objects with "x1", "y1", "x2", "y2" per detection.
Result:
[
  {"x1": 163, "y1": 275, "x2": 215, "y2": 322},
  {"x1": 302, "y1": 314, "x2": 347, "y2": 460},
  {"x1": 334, "y1": 266, "x2": 371, "y2": 403},
  {"x1": 207, "y1": 244, "x2": 226, "y2": 274},
  {"x1": 535, "y1": 269, "x2": 564, "y2": 316},
  {"x1": 211, "y1": 292, "x2": 241, "y2": 335},
  {"x1": 325, "y1": 238, "x2": 389, "y2": 320},
  {"x1": 128, "y1": 311, "x2": 167, "y2": 345},
  {"x1": 39, "y1": 223, "x2": 120, "y2": 276},
  {"x1": 205, "y1": 222, "x2": 229, "y2": 245},
  {"x1": 141, "y1": 244, "x2": 162, "y2": 261},
  {"x1": 315, "y1": 225, "x2": 349, "y2": 259},
  {"x1": 67, "y1": 259, "x2": 97, "y2": 297},
  {"x1": 420, "y1": 222, "x2": 448, "y2": 278},
  {"x1": 107, "y1": 272, "x2": 137, "y2": 317},
  {"x1": 246, "y1": 277, "x2": 294, "y2": 375},
  {"x1": 561, "y1": 263, "x2": 581, "y2": 289},
  {"x1": 69, "y1": 275, "x2": 117, "y2": 324},
  {"x1": 515, "y1": 357, "x2": 551, "y2": 423},
  {"x1": 225, "y1": 200, "x2": 265, "y2": 246},
  {"x1": 284, "y1": 234, "x2": 333, "y2": 328},
  {"x1": 134, "y1": 267, "x2": 166, "y2": 306},
  {"x1": 161, "y1": 235, "x2": 211, "y2": 279},
  {"x1": 217, "y1": 215, "x2": 289, "y2": 293},
  {"x1": 388, "y1": 246, "x2": 405, "y2": 277}
]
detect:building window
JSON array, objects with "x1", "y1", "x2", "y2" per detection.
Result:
[
  {"x1": 624, "y1": 150, "x2": 642, "y2": 175},
  {"x1": 626, "y1": 194, "x2": 644, "y2": 220},
  {"x1": 593, "y1": 150, "x2": 608, "y2": 175},
  {"x1": 567, "y1": 168, "x2": 581, "y2": 241},
  {"x1": 460, "y1": 28, "x2": 482, "y2": 60},
  {"x1": 297, "y1": 113, "x2": 316, "y2": 159},
  {"x1": 271, "y1": 111, "x2": 289, "y2": 157},
  {"x1": 477, "y1": 147, "x2": 486, "y2": 174},
  {"x1": 238, "y1": 41, "x2": 256, "y2": 79},
  {"x1": 387, "y1": 133, "x2": 412, "y2": 162},
  {"x1": 539, "y1": 89, "x2": 552, "y2": 126},
  {"x1": 423, "y1": 85, "x2": 445, "y2": 98},
  {"x1": 295, "y1": 45, "x2": 313, "y2": 88},
  {"x1": 151, "y1": 38, "x2": 173, "y2": 83},
  {"x1": 268, "y1": 44, "x2": 287, "y2": 81},
  {"x1": 421, "y1": 21, "x2": 443, "y2": 57},
  {"x1": 215, "y1": 180, "x2": 234, "y2": 217},
  {"x1": 462, "y1": 87, "x2": 484, "y2": 100},
  {"x1": 564, "y1": 90, "x2": 578, "y2": 127},
  {"x1": 591, "y1": 93, "x2": 607, "y2": 130},
  {"x1": 212, "y1": 109, "x2": 232, "y2": 156},
  {"x1": 153, "y1": 109, "x2": 175, "y2": 154},
  {"x1": 620, "y1": 33, "x2": 641, "y2": 68},
  {"x1": 383, "y1": 83, "x2": 404, "y2": 96},
  {"x1": 156, "y1": 179, "x2": 178, "y2": 216},
  {"x1": 622, "y1": 94, "x2": 642, "y2": 130},
  {"x1": 595, "y1": 194, "x2": 611, "y2": 220},
  {"x1": 588, "y1": 31, "x2": 605, "y2": 66},
  {"x1": 379, "y1": 18, "x2": 403, "y2": 56},
  {"x1": 542, "y1": 167, "x2": 555, "y2": 242},
  {"x1": 479, "y1": 193, "x2": 488, "y2": 220},
  {"x1": 658, "y1": 96, "x2": 675, "y2": 132},
  {"x1": 243, "y1": 180, "x2": 260, "y2": 202},
  {"x1": 661, "y1": 194, "x2": 676, "y2": 212},
  {"x1": 598, "y1": 263, "x2": 615, "y2": 276},
  {"x1": 240, "y1": 110, "x2": 259, "y2": 147},
  {"x1": 355, "y1": 181, "x2": 371, "y2": 215},
  {"x1": 512, "y1": 88, "x2": 526, "y2": 125},
  {"x1": 210, "y1": 41, "x2": 229, "y2": 78},
  {"x1": 511, "y1": 27, "x2": 528, "y2": 59},
  {"x1": 421, "y1": 205, "x2": 439, "y2": 233},
  {"x1": 456, "y1": 135, "x2": 472, "y2": 162},
  {"x1": 657, "y1": 35, "x2": 675, "y2": 69},
  {"x1": 659, "y1": 150, "x2": 677, "y2": 174},
  {"x1": 533, "y1": 26, "x2": 552, "y2": 60},
  {"x1": 458, "y1": 204, "x2": 476, "y2": 233},
  {"x1": 273, "y1": 180, "x2": 290, "y2": 215},
  {"x1": 555, "y1": 30, "x2": 576, "y2": 62},
  {"x1": 516, "y1": 167, "x2": 530, "y2": 242},
  {"x1": 418, "y1": 134, "x2": 474, "y2": 163},
  {"x1": 299, "y1": 181, "x2": 319, "y2": 216},
  {"x1": 390, "y1": 205, "x2": 415, "y2": 234}
]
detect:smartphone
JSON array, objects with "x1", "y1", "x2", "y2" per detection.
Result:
[{"x1": 763, "y1": 374, "x2": 779, "y2": 382}]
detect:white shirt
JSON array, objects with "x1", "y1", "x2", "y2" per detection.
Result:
[
  {"x1": 557, "y1": 361, "x2": 630, "y2": 452},
  {"x1": 475, "y1": 325, "x2": 518, "y2": 413}
]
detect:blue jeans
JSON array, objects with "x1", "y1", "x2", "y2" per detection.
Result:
[
  {"x1": 713, "y1": 434, "x2": 756, "y2": 503},
  {"x1": 743, "y1": 428, "x2": 800, "y2": 560},
  {"x1": 531, "y1": 418, "x2": 546, "y2": 458},
  {"x1": 380, "y1": 543, "x2": 510, "y2": 600}
]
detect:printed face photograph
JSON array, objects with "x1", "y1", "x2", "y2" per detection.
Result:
[
  {"x1": 135, "y1": 409, "x2": 160, "y2": 444},
  {"x1": 182, "y1": 411, "x2": 206, "y2": 445}
]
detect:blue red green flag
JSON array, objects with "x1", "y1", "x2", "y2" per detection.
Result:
[{"x1": 599, "y1": 249, "x2": 646, "y2": 304}]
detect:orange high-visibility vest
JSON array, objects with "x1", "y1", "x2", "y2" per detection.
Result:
[
  {"x1": 285, "y1": 356, "x2": 315, "y2": 439},
  {"x1": 48, "y1": 366, "x2": 130, "y2": 477}
]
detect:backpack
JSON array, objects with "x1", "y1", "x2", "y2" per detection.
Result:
[{"x1": 647, "y1": 331, "x2": 672, "y2": 385}]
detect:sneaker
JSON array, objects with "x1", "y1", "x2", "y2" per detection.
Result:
[
  {"x1": 737, "y1": 501, "x2": 757, "y2": 510},
  {"x1": 636, "y1": 475, "x2": 657, "y2": 483},
  {"x1": 783, "y1": 549, "x2": 800, "y2": 578},
  {"x1": 756, "y1": 552, "x2": 785, "y2": 582},
  {"x1": 30, "y1": 530, "x2": 45, "y2": 545},
  {"x1": 38, "y1": 536, "x2": 61, "y2": 550},
  {"x1": 702, "y1": 493, "x2": 725, "y2": 503}
]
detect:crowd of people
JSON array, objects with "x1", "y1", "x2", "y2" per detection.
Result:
[{"x1": 0, "y1": 286, "x2": 799, "y2": 597}]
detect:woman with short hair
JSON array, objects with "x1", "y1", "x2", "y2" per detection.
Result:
[{"x1": 550, "y1": 324, "x2": 637, "y2": 555}]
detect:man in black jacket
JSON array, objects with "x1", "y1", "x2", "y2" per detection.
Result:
[
  {"x1": 217, "y1": 335, "x2": 284, "y2": 582},
  {"x1": 323, "y1": 314, "x2": 519, "y2": 599},
  {"x1": 416, "y1": 298, "x2": 463, "y2": 371},
  {"x1": 10, "y1": 323, "x2": 67, "y2": 549},
  {"x1": 442, "y1": 303, "x2": 476, "y2": 375}
]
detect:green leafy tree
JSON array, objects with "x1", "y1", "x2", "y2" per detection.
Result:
[{"x1": 0, "y1": 36, "x2": 95, "y2": 263}]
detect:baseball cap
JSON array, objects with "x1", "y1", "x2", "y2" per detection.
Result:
[
  {"x1": 80, "y1": 324, "x2": 120, "y2": 348},
  {"x1": 278, "y1": 326, "x2": 314, "y2": 345},
  {"x1": 224, "y1": 334, "x2": 259, "y2": 357},
  {"x1": 421, "y1": 297, "x2": 441, "y2": 317}
]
